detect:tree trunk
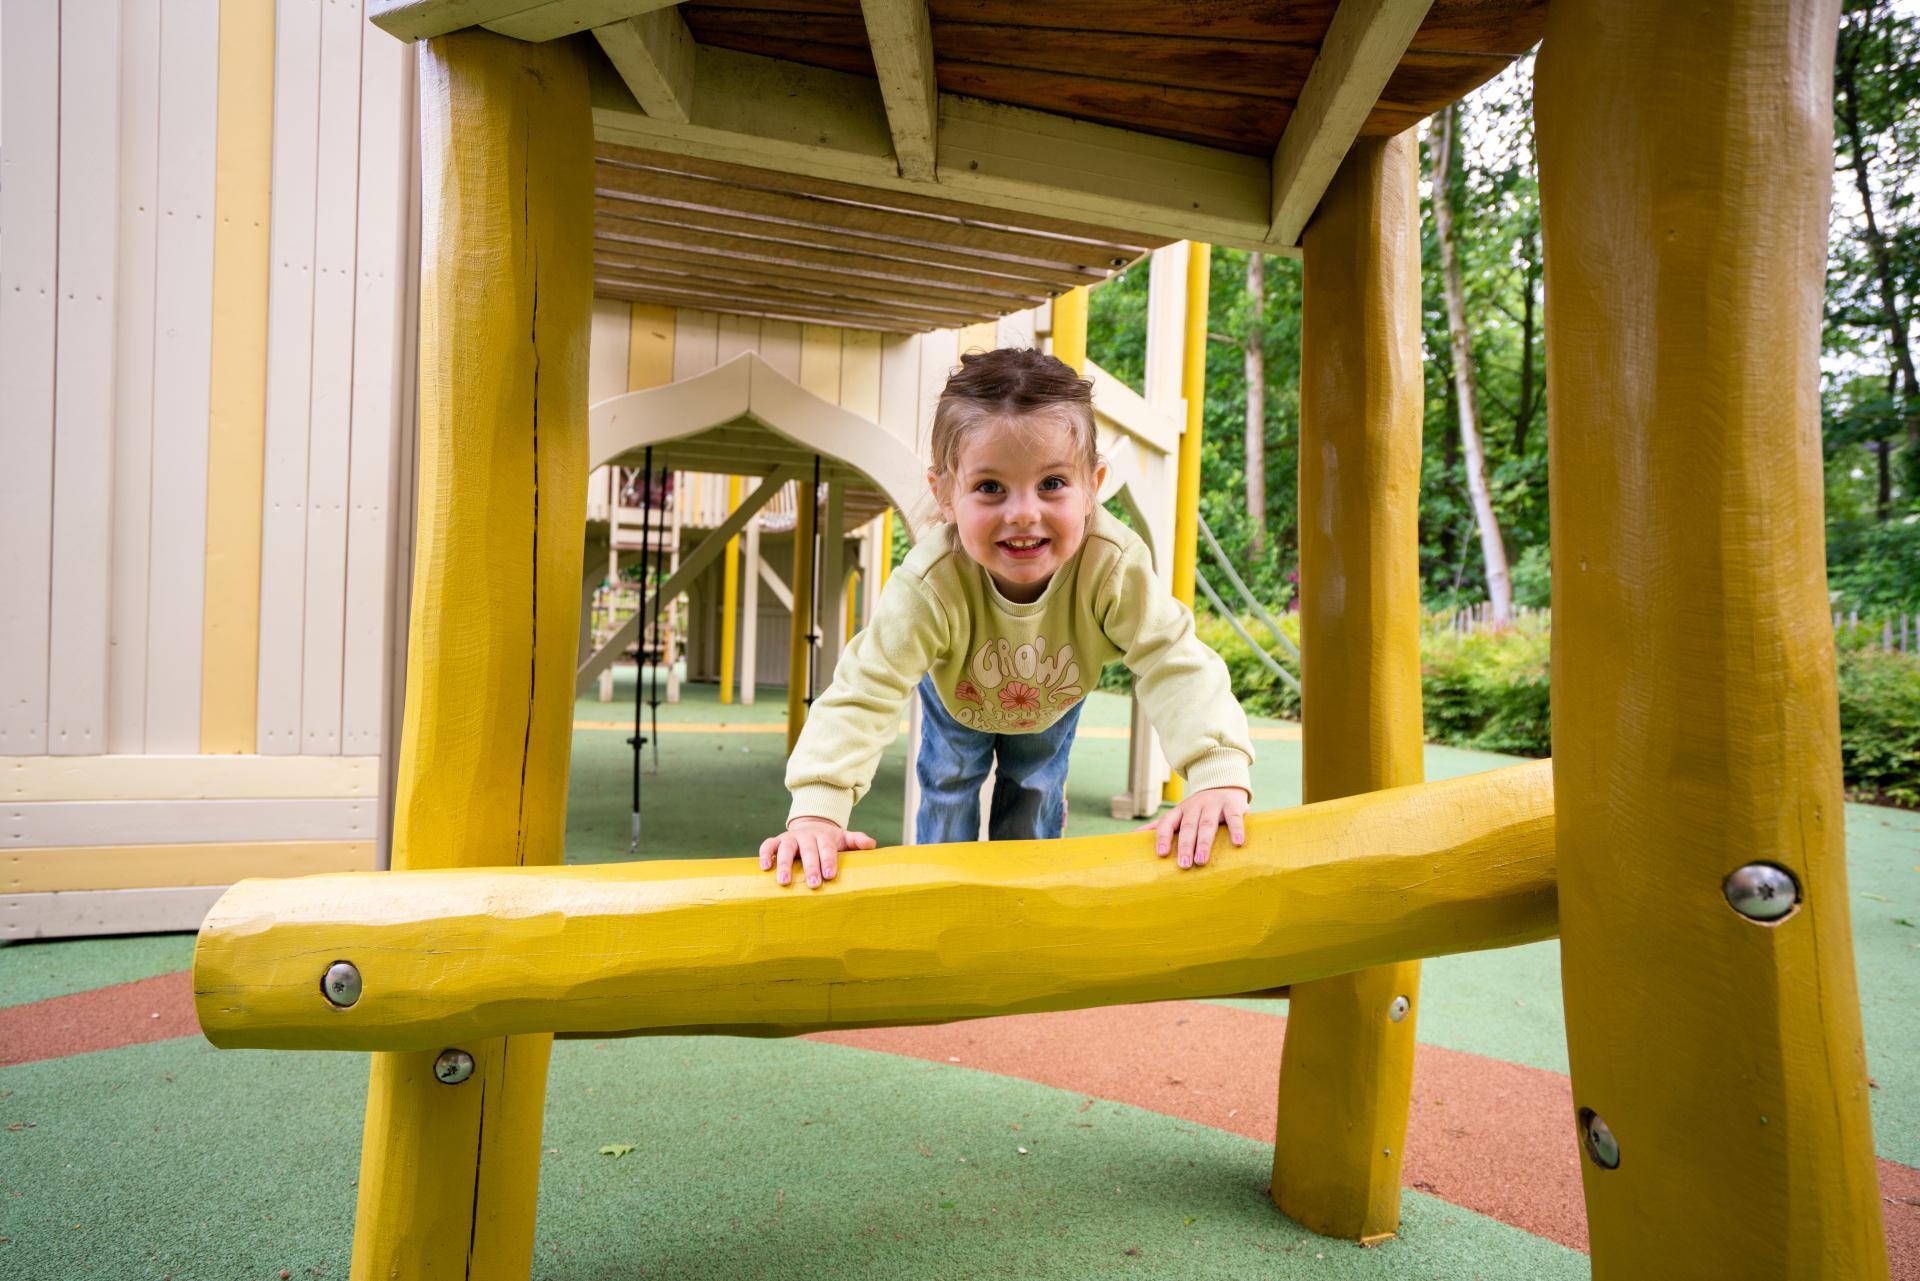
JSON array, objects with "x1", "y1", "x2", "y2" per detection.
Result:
[
  {"x1": 1838, "y1": 1, "x2": 1920, "y2": 491},
  {"x1": 1245, "y1": 252, "x2": 1267, "y2": 558},
  {"x1": 1431, "y1": 103, "x2": 1514, "y2": 621},
  {"x1": 1515, "y1": 234, "x2": 1538, "y2": 456}
]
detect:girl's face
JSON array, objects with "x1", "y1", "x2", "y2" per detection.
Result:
[{"x1": 933, "y1": 415, "x2": 1106, "y2": 604}]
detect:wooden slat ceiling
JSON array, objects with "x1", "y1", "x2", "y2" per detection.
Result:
[
  {"x1": 593, "y1": 142, "x2": 1169, "y2": 332},
  {"x1": 679, "y1": 0, "x2": 1546, "y2": 156}
]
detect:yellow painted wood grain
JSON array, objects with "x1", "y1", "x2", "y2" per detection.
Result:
[
  {"x1": 1051, "y1": 287, "x2": 1088, "y2": 373},
  {"x1": 198, "y1": 0, "x2": 276, "y2": 754},
  {"x1": 348, "y1": 30, "x2": 594, "y2": 1281},
  {"x1": 1163, "y1": 242, "x2": 1211, "y2": 805},
  {"x1": 193, "y1": 761, "x2": 1555, "y2": 1051},
  {"x1": 6, "y1": 840, "x2": 372, "y2": 893},
  {"x1": 1537, "y1": 3, "x2": 1887, "y2": 1275},
  {"x1": 1270, "y1": 133, "x2": 1426, "y2": 1243}
]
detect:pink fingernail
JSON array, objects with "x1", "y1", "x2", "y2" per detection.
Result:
[{"x1": 808, "y1": 875, "x2": 820, "y2": 888}]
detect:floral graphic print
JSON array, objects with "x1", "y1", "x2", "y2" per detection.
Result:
[
  {"x1": 953, "y1": 679, "x2": 982, "y2": 705},
  {"x1": 998, "y1": 681, "x2": 1042, "y2": 712}
]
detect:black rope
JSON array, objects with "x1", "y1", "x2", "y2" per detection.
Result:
[
  {"x1": 648, "y1": 465, "x2": 666, "y2": 774},
  {"x1": 805, "y1": 455, "x2": 822, "y2": 708},
  {"x1": 627, "y1": 448, "x2": 653, "y2": 852}
]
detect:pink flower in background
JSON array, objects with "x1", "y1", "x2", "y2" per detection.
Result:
[
  {"x1": 999, "y1": 681, "x2": 1041, "y2": 712},
  {"x1": 954, "y1": 680, "x2": 982, "y2": 705}
]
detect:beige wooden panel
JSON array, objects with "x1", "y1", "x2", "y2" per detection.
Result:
[
  {"x1": 257, "y1": 0, "x2": 326, "y2": 755},
  {"x1": 715, "y1": 312, "x2": 760, "y2": 363},
  {"x1": 759, "y1": 319, "x2": 802, "y2": 380},
  {"x1": 877, "y1": 333, "x2": 921, "y2": 461},
  {"x1": 3, "y1": 753, "x2": 380, "y2": 801},
  {"x1": 0, "y1": 0, "x2": 59, "y2": 755},
  {"x1": 996, "y1": 306, "x2": 1038, "y2": 351},
  {"x1": 916, "y1": 327, "x2": 960, "y2": 457},
  {"x1": 1, "y1": 885, "x2": 229, "y2": 940},
  {"x1": 4, "y1": 798, "x2": 375, "y2": 848},
  {"x1": 840, "y1": 330, "x2": 882, "y2": 421},
  {"x1": 343, "y1": 21, "x2": 414, "y2": 758},
  {"x1": 799, "y1": 324, "x2": 842, "y2": 401},
  {"x1": 671, "y1": 307, "x2": 719, "y2": 380},
  {"x1": 588, "y1": 299, "x2": 630, "y2": 403},
  {"x1": 6, "y1": 840, "x2": 377, "y2": 893},
  {"x1": 108, "y1": 0, "x2": 163, "y2": 753},
  {"x1": 300, "y1": 0, "x2": 367, "y2": 755},
  {"x1": 145, "y1": 0, "x2": 221, "y2": 753},
  {"x1": 48, "y1": 0, "x2": 122, "y2": 757}
]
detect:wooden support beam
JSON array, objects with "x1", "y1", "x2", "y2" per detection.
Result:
[
  {"x1": 860, "y1": 0, "x2": 938, "y2": 181},
  {"x1": 1537, "y1": 2, "x2": 1887, "y2": 1275},
  {"x1": 590, "y1": 44, "x2": 1281, "y2": 252},
  {"x1": 349, "y1": 29, "x2": 593, "y2": 1280},
  {"x1": 592, "y1": 7, "x2": 694, "y2": 124},
  {"x1": 1270, "y1": 130, "x2": 1426, "y2": 1243},
  {"x1": 193, "y1": 761, "x2": 1555, "y2": 1051},
  {"x1": 577, "y1": 463, "x2": 801, "y2": 695},
  {"x1": 787, "y1": 469, "x2": 818, "y2": 753},
  {"x1": 718, "y1": 475, "x2": 742, "y2": 704},
  {"x1": 1266, "y1": 0, "x2": 1432, "y2": 248}
]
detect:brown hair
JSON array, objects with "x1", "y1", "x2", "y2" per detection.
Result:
[{"x1": 927, "y1": 348, "x2": 1099, "y2": 505}]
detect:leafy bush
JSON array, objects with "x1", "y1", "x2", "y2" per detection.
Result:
[
  {"x1": 1837, "y1": 648, "x2": 1920, "y2": 807},
  {"x1": 1827, "y1": 514, "x2": 1920, "y2": 615},
  {"x1": 1184, "y1": 606, "x2": 1920, "y2": 806},
  {"x1": 1510, "y1": 543, "x2": 1552, "y2": 610}
]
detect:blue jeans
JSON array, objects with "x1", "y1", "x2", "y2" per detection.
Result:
[{"x1": 915, "y1": 674, "x2": 1085, "y2": 843}]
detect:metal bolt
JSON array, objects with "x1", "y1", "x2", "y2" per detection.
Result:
[
  {"x1": 1580, "y1": 1109, "x2": 1620, "y2": 1170},
  {"x1": 321, "y1": 961, "x2": 362, "y2": 1008},
  {"x1": 434, "y1": 1049, "x2": 475, "y2": 1085},
  {"x1": 1388, "y1": 995, "x2": 1410, "y2": 1023},
  {"x1": 1724, "y1": 863, "x2": 1800, "y2": 922}
]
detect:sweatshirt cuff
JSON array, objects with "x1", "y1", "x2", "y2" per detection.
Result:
[
  {"x1": 1181, "y1": 749, "x2": 1252, "y2": 797},
  {"x1": 788, "y1": 784, "x2": 855, "y2": 831}
]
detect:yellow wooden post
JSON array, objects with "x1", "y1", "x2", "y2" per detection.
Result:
[
  {"x1": 348, "y1": 31, "x2": 592, "y2": 1281},
  {"x1": 845, "y1": 569, "x2": 860, "y2": 636},
  {"x1": 719, "y1": 475, "x2": 742, "y2": 705},
  {"x1": 1051, "y1": 286, "x2": 1088, "y2": 373},
  {"x1": 1536, "y1": 4, "x2": 1888, "y2": 1275},
  {"x1": 879, "y1": 508, "x2": 895, "y2": 590},
  {"x1": 785, "y1": 477, "x2": 816, "y2": 753},
  {"x1": 1163, "y1": 242, "x2": 1211, "y2": 804},
  {"x1": 1269, "y1": 133, "x2": 1425, "y2": 1243}
]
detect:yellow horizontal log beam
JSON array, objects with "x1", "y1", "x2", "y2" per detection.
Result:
[{"x1": 194, "y1": 761, "x2": 1555, "y2": 1053}]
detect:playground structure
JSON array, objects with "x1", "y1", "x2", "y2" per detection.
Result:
[{"x1": 1, "y1": 0, "x2": 1890, "y2": 1277}]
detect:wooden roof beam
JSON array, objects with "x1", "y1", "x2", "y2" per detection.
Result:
[
  {"x1": 593, "y1": 7, "x2": 695, "y2": 124},
  {"x1": 859, "y1": 0, "x2": 939, "y2": 181},
  {"x1": 371, "y1": 0, "x2": 683, "y2": 42},
  {"x1": 1266, "y1": 0, "x2": 1434, "y2": 248},
  {"x1": 591, "y1": 43, "x2": 1280, "y2": 253}
]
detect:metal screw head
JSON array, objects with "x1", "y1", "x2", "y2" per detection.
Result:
[
  {"x1": 321, "y1": 961, "x2": 362, "y2": 1008},
  {"x1": 1579, "y1": 1109, "x2": 1620, "y2": 1170},
  {"x1": 1724, "y1": 863, "x2": 1800, "y2": 922},
  {"x1": 434, "y1": 1049, "x2": 475, "y2": 1085},
  {"x1": 1388, "y1": 995, "x2": 1411, "y2": 1023}
]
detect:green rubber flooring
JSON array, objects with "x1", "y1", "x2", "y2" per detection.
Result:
[{"x1": 1, "y1": 675, "x2": 1914, "y2": 1278}]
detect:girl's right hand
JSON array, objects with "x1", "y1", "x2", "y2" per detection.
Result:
[{"x1": 759, "y1": 817, "x2": 876, "y2": 889}]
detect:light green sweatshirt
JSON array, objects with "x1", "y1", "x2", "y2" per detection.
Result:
[{"x1": 786, "y1": 507, "x2": 1254, "y2": 828}]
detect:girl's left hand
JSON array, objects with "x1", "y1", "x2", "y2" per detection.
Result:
[{"x1": 1139, "y1": 786, "x2": 1249, "y2": 869}]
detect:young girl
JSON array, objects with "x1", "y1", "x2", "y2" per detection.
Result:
[{"x1": 759, "y1": 347, "x2": 1253, "y2": 888}]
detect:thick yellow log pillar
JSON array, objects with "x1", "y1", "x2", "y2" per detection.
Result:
[
  {"x1": 719, "y1": 475, "x2": 742, "y2": 705},
  {"x1": 1269, "y1": 133, "x2": 1424, "y2": 1243},
  {"x1": 349, "y1": 31, "x2": 592, "y2": 1281},
  {"x1": 786, "y1": 478, "x2": 817, "y2": 753},
  {"x1": 1163, "y1": 242, "x2": 1211, "y2": 804},
  {"x1": 1537, "y1": 4, "x2": 1888, "y2": 1276}
]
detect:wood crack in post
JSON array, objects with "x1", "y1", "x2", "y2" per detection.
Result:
[{"x1": 516, "y1": 118, "x2": 539, "y2": 868}]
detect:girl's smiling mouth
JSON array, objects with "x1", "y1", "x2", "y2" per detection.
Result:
[{"x1": 998, "y1": 537, "x2": 1051, "y2": 559}]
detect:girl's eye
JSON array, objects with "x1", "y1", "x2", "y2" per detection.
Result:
[
  {"x1": 1040, "y1": 475, "x2": 1068, "y2": 492},
  {"x1": 975, "y1": 480, "x2": 1003, "y2": 494}
]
